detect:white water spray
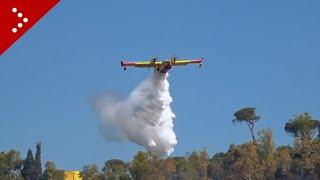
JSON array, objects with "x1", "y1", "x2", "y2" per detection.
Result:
[{"x1": 94, "y1": 72, "x2": 177, "y2": 155}]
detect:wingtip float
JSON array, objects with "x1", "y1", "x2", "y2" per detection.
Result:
[{"x1": 121, "y1": 57, "x2": 204, "y2": 73}]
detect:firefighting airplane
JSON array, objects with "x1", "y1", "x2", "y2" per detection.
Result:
[{"x1": 121, "y1": 57, "x2": 203, "y2": 73}]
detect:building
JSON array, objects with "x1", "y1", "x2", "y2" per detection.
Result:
[{"x1": 64, "y1": 170, "x2": 82, "y2": 180}]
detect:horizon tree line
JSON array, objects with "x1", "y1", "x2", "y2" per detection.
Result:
[{"x1": 1, "y1": 108, "x2": 320, "y2": 179}]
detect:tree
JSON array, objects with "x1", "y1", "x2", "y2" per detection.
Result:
[
  {"x1": 228, "y1": 143, "x2": 264, "y2": 179},
  {"x1": 80, "y1": 164, "x2": 101, "y2": 180},
  {"x1": 275, "y1": 146, "x2": 293, "y2": 179},
  {"x1": 102, "y1": 159, "x2": 129, "y2": 180},
  {"x1": 285, "y1": 113, "x2": 320, "y2": 142},
  {"x1": 208, "y1": 152, "x2": 225, "y2": 179},
  {"x1": 129, "y1": 151, "x2": 152, "y2": 180},
  {"x1": 0, "y1": 150, "x2": 23, "y2": 180},
  {"x1": 21, "y1": 149, "x2": 35, "y2": 180},
  {"x1": 163, "y1": 157, "x2": 175, "y2": 179},
  {"x1": 34, "y1": 142, "x2": 42, "y2": 180},
  {"x1": 316, "y1": 162, "x2": 320, "y2": 179},
  {"x1": 258, "y1": 129, "x2": 275, "y2": 159},
  {"x1": 188, "y1": 148, "x2": 210, "y2": 178},
  {"x1": 173, "y1": 156, "x2": 196, "y2": 180},
  {"x1": 257, "y1": 129, "x2": 277, "y2": 179},
  {"x1": 233, "y1": 107, "x2": 261, "y2": 141},
  {"x1": 146, "y1": 151, "x2": 165, "y2": 179},
  {"x1": 208, "y1": 159, "x2": 224, "y2": 179},
  {"x1": 290, "y1": 140, "x2": 320, "y2": 178},
  {"x1": 41, "y1": 161, "x2": 64, "y2": 180}
]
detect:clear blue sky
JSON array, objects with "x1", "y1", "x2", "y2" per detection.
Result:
[{"x1": 1, "y1": 0, "x2": 320, "y2": 170}]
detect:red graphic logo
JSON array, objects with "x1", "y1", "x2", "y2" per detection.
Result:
[{"x1": 0, "y1": 0, "x2": 60, "y2": 55}]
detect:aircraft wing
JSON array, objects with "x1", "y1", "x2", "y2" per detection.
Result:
[
  {"x1": 172, "y1": 58, "x2": 203, "y2": 66},
  {"x1": 121, "y1": 61, "x2": 162, "y2": 68}
]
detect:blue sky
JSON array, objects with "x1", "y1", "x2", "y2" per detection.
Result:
[{"x1": 1, "y1": 0, "x2": 320, "y2": 170}]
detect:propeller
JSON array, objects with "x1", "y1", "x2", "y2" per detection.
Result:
[
  {"x1": 151, "y1": 56, "x2": 157, "y2": 62},
  {"x1": 148, "y1": 56, "x2": 157, "y2": 70},
  {"x1": 170, "y1": 55, "x2": 177, "y2": 63}
]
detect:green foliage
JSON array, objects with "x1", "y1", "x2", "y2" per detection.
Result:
[
  {"x1": 258, "y1": 128, "x2": 275, "y2": 159},
  {"x1": 188, "y1": 148, "x2": 210, "y2": 178},
  {"x1": 234, "y1": 107, "x2": 260, "y2": 122},
  {"x1": 234, "y1": 107, "x2": 261, "y2": 141},
  {"x1": 172, "y1": 156, "x2": 196, "y2": 180},
  {"x1": 41, "y1": 161, "x2": 64, "y2": 180},
  {"x1": 102, "y1": 159, "x2": 129, "y2": 180},
  {"x1": 258, "y1": 129, "x2": 277, "y2": 179},
  {"x1": 80, "y1": 164, "x2": 102, "y2": 180},
  {"x1": 208, "y1": 157, "x2": 224, "y2": 179},
  {"x1": 285, "y1": 112, "x2": 320, "y2": 142},
  {"x1": 0, "y1": 150, "x2": 23, "y2": 180},
  {"x1": 35, "y1": 142, "x2": 42, "y2": 180},
  {"x1": 163, "y1": 157, "x2": 175, "y2": 179},
  {"x1": 145, "y1": 151, "x2": 165, "y2": 179},
  {"x1": 225, "y1": 142, "x2": 264, "y2": 179},
  {"x1": 290, "y1": 140, "x2": 320, "y2": 178},
  {"x1": 129, "y1": 151, "x2": 152, "y2": 180},
  {"x1": 275, "y1": 146, "x2": 293, "y2": 178},
  {"x1": 21, "y1": 149, "x2": 35, "y2": 180}
]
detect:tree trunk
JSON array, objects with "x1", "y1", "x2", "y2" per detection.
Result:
[
  {"x1": 247, "y1": 123, "x2": 255, "y2": 141},
  {"x1": 250, "y1": 128, "x2": 255, "y2": 141}
]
